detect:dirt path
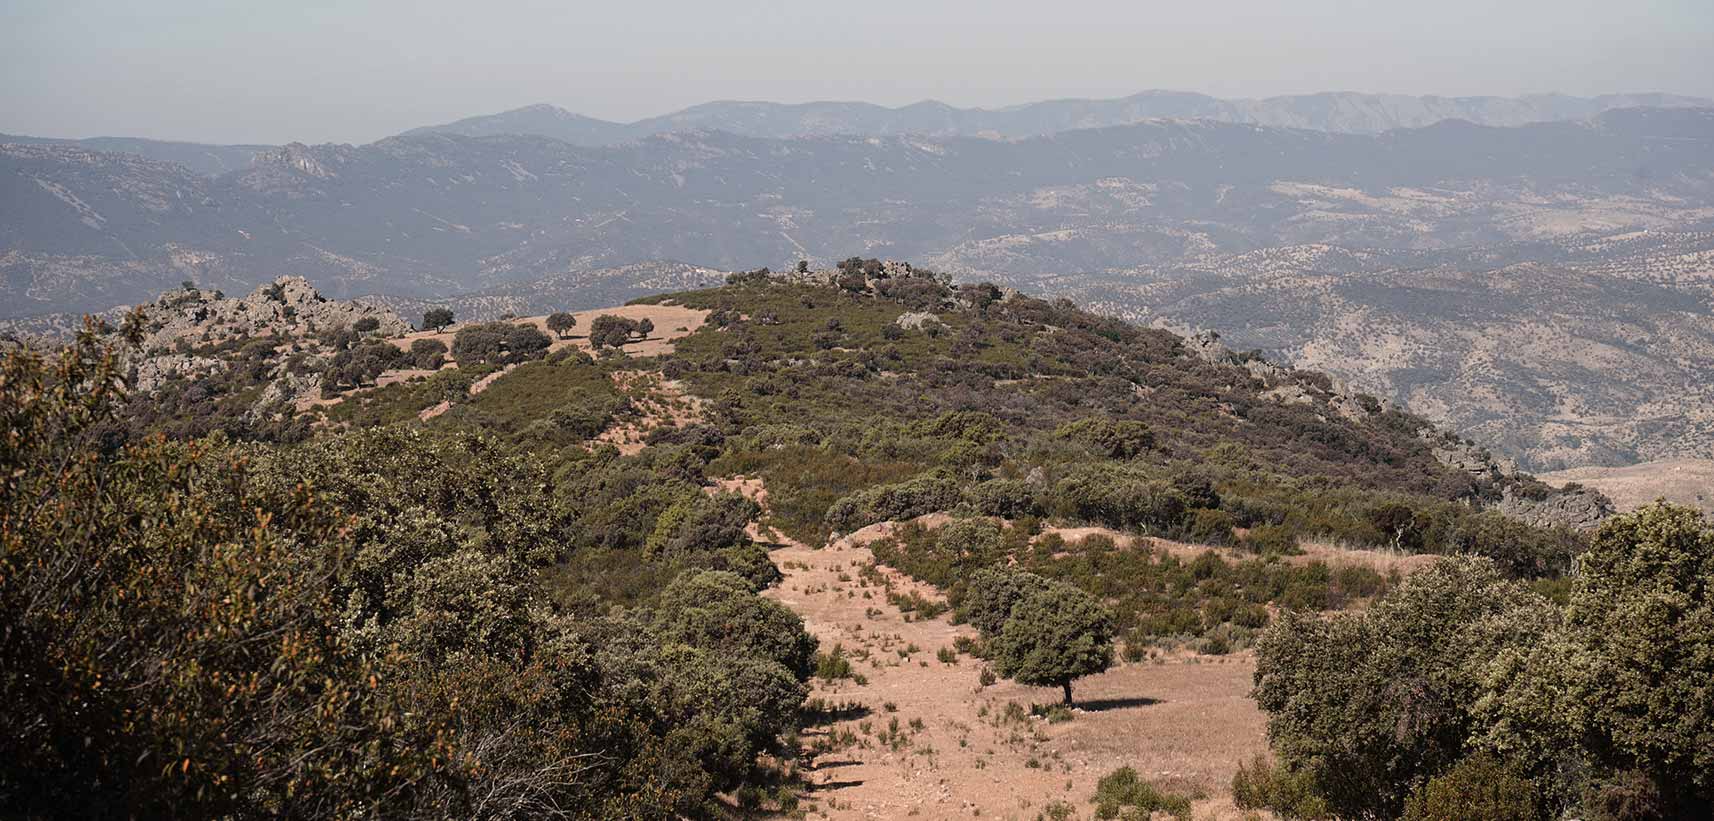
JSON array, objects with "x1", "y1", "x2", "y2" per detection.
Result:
[{"x1": 728, "y1": 485, "x2": 1266, "y2": 820}]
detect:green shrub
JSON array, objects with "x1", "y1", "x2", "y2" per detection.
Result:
[
  {"x1": 1402, "y1": 753, "x2": 1542, "y2": 821},
  {"x1": 1092, "y1": 766, "x2": 1192, "y2": 820},
  {"x1": 1230, "y1": 754, "x2": 1329, "y2": 819}
]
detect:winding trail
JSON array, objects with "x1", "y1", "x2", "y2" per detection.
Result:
[{"x1": 720, "y1": 479, "x2": 1265, "y2": 820}]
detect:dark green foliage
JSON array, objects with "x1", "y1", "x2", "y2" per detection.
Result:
[
  {"x1": 589, "y1": 314, "x2": 646, "y2": 348},
  {"x1": 1252, "y1": 557, "x2": 1558, "y2": 818},
  {"x1": 962, "y1": 567, "x2": 1052, "y2": 637},
  {"x1": 409, "y1": 337, "x2": 448, "y2": 369},
  {"x1": 1092, "y1": 766, "x2": 1193, "y2": 820},
  {"x1": 352, "y1": 316, "x2": 381, "y2": 334},
  {"x1": 1, "y1": 331, "x2": 814, "y2": 817},
  {"x1": 1055, "y1": 416, "x2": 1155, "y2": 458},
  {"x1": 989, "y1": 582, "x2": 1115, "y2": 704},
  {"x1": 421, "y1": 307, "x2": 454, "y2": 331},
  {"x1": 452, "y1": 321, "x2": 552, "y2": 366},
  {"x1": 546, "y1": 311, "x2": 578, "y2": 338},
  {"x1": 321, "y1": 340, "x2": 406, "y2": 393},
  {"x1": 825, "y1": 472, "x2": 962, "y2": 533},
  {"x1": 653, "y1": 571, "x2": 818, "y2": 682},
  {"x1": 0, "y1": 331, "x2": 440, "y2": 817}
]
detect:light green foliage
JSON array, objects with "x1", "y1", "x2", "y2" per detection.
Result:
[
  {"x1": 1566, "y1": 504, "x2": 1714, "y2": 797},
  {"x1": 1092, "y1": 766, "x2": 1192, "y2": 820},
  {"x1": 1401, "y1": 752, "x2": 1543, "y2": 821},
  {"x1": 1230, "y1": 754, "x2": 1330, "y2": 819},
  {"x1": 1480, "y1": 503, "x2": 1714, "y2": 813},
  {"x1": 989, "y1": 582, "x2": 1115, "y2": 704}
]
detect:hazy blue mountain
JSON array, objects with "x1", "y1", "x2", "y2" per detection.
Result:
[
  {"x1": 0, "y1": 133, "x2": 268, "y2": 177},
  {"x1": 405, "y1": 90, "x2": 1714, "y2": 144}
]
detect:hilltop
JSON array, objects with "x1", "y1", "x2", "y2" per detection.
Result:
[{"x1": 17, "y1": 261, "x2": 1706, "y2": 820}]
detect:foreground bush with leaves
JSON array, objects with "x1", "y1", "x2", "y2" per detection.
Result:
[
  {"x1": 1251, "y1": 505, "x2": 1714, "y2": 820},
  {"x1": 0, "y1": 327, "x2": 813, "y2": 818}
]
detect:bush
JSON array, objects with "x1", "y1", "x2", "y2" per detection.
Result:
[
  {"x1": 409, "y1": 337, "x2": 448, "y2": 369},
  {"x1": 1185, "y1": 508, "x2": 1237, "y2": 546},
  {"x1": 1402, "y1": 752, "x2": 1542, "y2": 821},
  {"x1": 1230, "y1": 754, "x2": 1329, "y2": 819},
  {"x1": 824, "y1": 473, "x2": 961, "y2": 533},
  {"x1": 968, "y1": 478, "x2": 1040, "y2": 518},
  {"x1": 1093, "y1": 766, "x2": 1192, "y2": 820},
  {"x1": 451, "y1": 321, "x2": 551, "y2": 366}
]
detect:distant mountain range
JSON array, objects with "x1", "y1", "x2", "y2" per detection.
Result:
[
  {"x1": 409, "y1": 90, "x2": 1714, "y2": 145},
  {"x1": 3, "y1": 102, "x2": 1713, "y2": 470},
  {"x1": 6, "y1": 91, "x2": 1709, "y2": 177}
]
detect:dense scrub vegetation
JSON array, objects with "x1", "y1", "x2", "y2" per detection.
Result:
[
  {"x1": 7, "y1": 264, "x2": 1686, "y2": 818},
  {"x1": 1246, "y1": 506, "x2": 1714, "y2": 820},
  {"x1": 0, "y1": 326, "x2": 813, "y2": 817}
]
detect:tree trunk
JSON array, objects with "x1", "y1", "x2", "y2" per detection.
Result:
[{"x1": 1062, "y1": 680, "x2": 1074, "y2": 706}]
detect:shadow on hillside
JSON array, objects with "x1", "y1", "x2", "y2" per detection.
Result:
[
  {"x1": 806, "y1": 779, "x2": 865, "y2": 791},
  {"x1": 801, "y1": 703, "x2": 872, "y2": 727},
  {"x1": 1076, "y1": 696, "x2": 1162, "y2": 712}
]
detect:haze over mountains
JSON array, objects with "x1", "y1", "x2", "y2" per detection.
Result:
[
  {"x1": 3, "y1": 93, "x2": 1712, "y2": 470},
  {"x1": 410, "y1": 90, "x2": 1714, "y2": 145}
]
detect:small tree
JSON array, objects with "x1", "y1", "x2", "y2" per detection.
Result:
[
  {"x1": 421, "y1": 307, "x2": 454, "y2": 332},
  {"x1": 636, "y1": 318, "x2": 654, "y2": 339},
  {"x1": 352, "y1": 316, "x2": 381, "y2": 334},
  {"x1": 589, "y1": 315, "x2": 639, "y2": 349},
  {"x1": 989, "y1": 582, "x2": 1114, "y2": 704},
  {"x1": 546, "y1": 312, "x2": 577, "y2": 339},
  {"x1": 409, "y1": 338, "x2": 448, "y2": 369}
]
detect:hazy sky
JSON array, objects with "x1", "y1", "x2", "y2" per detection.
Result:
[{"x1": 3, "y1": 0, "x2": 1711, "y2": 145}]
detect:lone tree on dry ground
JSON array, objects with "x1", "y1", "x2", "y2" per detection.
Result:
[
  {"x1": 421, "y1": 307, "x2": 454, "y2": 332},
  {"x1": 546, "y1": 312, "x2": 577, "y2": 339},
  {"x1": 974, "y1": 571, "x2": 1115, "y2": 705}
]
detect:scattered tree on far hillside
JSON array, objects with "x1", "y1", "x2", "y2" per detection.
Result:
[
  {"x1": 589, "y1": 315, "x2": 650, "y2": 349},
  {"x1": 450, "y1": 321, "x2": 551, "y2": 366},
  {"x1": 546, "y1": 312, "x2": 577, "y2": 339},
  {"x1": 409, "y1": 338, "x2": 447, "y2": 370},
  {"x1": 421, "y1": 307, "x2": 454, "y2": 332},
  {"x1": 988, "y1": 581, "x2": 1115, "y2": 704}
]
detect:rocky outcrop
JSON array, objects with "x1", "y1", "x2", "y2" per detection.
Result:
[
  {"x1": 1497, "y1": 484, "x2": 1616, "y2": 531},
  {"x1": 134, "y1": 276, "x2": 409, "y2": 351}
]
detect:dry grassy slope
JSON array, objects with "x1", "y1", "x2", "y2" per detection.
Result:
[{"x1": 1539, "y1": 458, "x2": 1714, "y2": 515}]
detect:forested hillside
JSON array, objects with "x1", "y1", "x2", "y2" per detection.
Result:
[{"x1": 3, "y1": 263, "x2": 1708, "y2": 818}]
